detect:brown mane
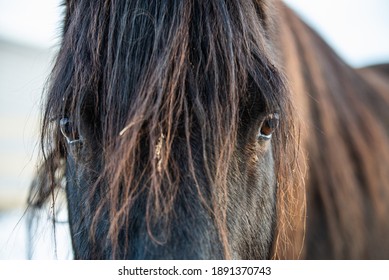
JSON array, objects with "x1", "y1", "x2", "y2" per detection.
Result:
[{"x1": 276, "y1": 3, "x2": 389, "y2": 259}]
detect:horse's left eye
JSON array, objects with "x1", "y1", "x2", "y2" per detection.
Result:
[{"x1": 257, "y1": 113, "x2": 279, "y2": 140}]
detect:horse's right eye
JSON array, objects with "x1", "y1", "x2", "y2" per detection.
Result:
[{"x1": 60, "y1": 118, "x2": 82, "y2": 145}]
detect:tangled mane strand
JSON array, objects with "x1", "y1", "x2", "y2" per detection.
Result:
[{"x1": 29, "y1": 0, "x2": 302, "y2": 259}]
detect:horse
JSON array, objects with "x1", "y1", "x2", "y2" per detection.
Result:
[{"x1": 28, "y1": 0, "x2": 389, "y2": 259}]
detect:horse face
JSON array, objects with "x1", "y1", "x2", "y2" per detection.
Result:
[
  {"x1": 47, "y1": 0, "x2": 289, "y2": 260},
  {"x1": 62, "y1": 93, "x2": 279, "y2": 260}
]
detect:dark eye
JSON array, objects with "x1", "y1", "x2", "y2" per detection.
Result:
[
  {"x1": 60, "y1": 118, "x2": 82, "y2": 145},
  {"x1": 257, "y1": 113, "x2": 279, "y2": 140}
]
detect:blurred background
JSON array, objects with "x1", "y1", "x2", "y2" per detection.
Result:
[{"x1": 0, "y1": 0, "x2": 388, "y2": 259}]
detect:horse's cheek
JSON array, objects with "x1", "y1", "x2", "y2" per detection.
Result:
[{"x1": 227, "y1": 146, "x2": 277, "y2": 259}]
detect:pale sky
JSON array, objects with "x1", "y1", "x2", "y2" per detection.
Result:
[
  {"x1": 283, "y1": 0, "x2": 389, "y2": 67},
  {"x1": 0, "y1": 0, "x2": 388, "y2": 67}
]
